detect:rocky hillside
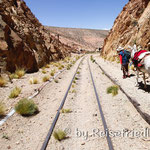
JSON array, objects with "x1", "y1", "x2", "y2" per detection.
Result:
[
  {"x1": 0, "y1": 0, "x2": 75, "y2": 73},
  {"x1": 102, "y1": 0, "x2": 150, "y2": 58},
  {"x1": 46, "y1": 26, "x2": 108, "y2": 51}
]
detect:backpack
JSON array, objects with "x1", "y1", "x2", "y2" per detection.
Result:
[{"x1": 124, "y1": 50, "x2": 131, "y2": 60}]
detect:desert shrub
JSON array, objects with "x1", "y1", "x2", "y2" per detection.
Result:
[
  {"x1": 15, "y1": 98, "x2": 39, "y2": 116},
  {"x1": 53, "y1": 129, "x2": 67, "y2": 141},
  {"x1": 71, "y1": 89, "x2": 76, "y2": 93},
  {"x1": 54, "y1": 79, "x2": 59, "y2": 83},
  {"x1": 61, "y1": 108, "x2": 71, "y2": 113},
  {"x1": 72, "y1": 84, "x2": 75, "y2": 88},
  {"x1": 42, "y1": 76, "x2": 50, "y2": 82},
  {"x1": 67, "y1": 64, "x2": 72, "y2": 70},
  {"x1": 42, "y1": 70, "x2": 47, "y2": 74},
  {"x1": 15, "y1": 69, "x2": 25, "y2": 78},
  {"x1": 0, "y1": 102, "x2": 5, "y2": 116},
  {"x1": 76, "y1": 56, "x2": 80, "y2": 60},
  {"x1": 45, "y1": 64, "x2": 50, "y2": 68},
  {"x1": 75, "y1": 77, "x2": 78, "y2": 80},
  {"x1": 50, "y1": 69, "x2": 56, "y2": 76},
  {"x1": 107, "y1": 85, "x2": 119, "y2": 96},
  {"x1": 9, "y1": 87, "x2": 21, "y2": 98},
  {"x1": 9, "y1": 73, "x2": 19, "y2": 79},
  {"x1": 0, "y1": 77, "x2": 7, "y2": 87}
]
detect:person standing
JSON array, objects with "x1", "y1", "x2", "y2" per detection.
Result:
[{"x1": 117, "y1": 47, "x2": 130, "y2": 79}]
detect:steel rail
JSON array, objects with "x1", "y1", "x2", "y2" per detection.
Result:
[
  {"x1": 40, "y1": 57, "x2": 85, "y2": 150},
  {"x1": 88, "y1": 59, "x2": 114, "y2": 150}
]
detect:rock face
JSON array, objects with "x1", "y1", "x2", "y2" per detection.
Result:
[
  {"x1": 0, "y1": 0, "x2": 74, "y2": 73},
  {"x1": 102, "y1": 0, "x2": 150, "y2": 58}
]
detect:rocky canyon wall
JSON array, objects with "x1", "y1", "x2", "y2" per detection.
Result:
[{"x1": 102, "y1": 0, "x2": 150, "y2": 58}]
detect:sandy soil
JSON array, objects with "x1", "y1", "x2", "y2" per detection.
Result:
[{"x1": 0, "y1": 54, "x2": 150, "y2": 150}]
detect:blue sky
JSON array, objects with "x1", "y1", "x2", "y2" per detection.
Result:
[{"x1": 24, "y1": 0, "x2": 129, "y2": 30}]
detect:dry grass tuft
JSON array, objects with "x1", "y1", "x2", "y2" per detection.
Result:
[
  {"x1": 54, "y1": 79, "x2": 59, "y2": 83},
  {"x1": 42, "y1": 70, "x2": 47, "y2": 74},
  {"x1": 9, "y1": 73, "x2": 19, "y2": 79},
  {"x1": 42, "y1": 76, "x2": 50, "y2": 82},
  {"x1": 50, "y1": 69, "x2": 56, "y2": 76},
  {"x1": 29, "y1": 78, "x2": 39, "y2": 84},
  {"x1": 61, "y1": 108, "x2": 71, "y2": 113},
  {"x1": 15, "y1": 98, "x2": 39, "y2": 116},
  {"x1": 53, "y1": 129, "x2": 67, "y2": 141},
  {"x1": 45, "y1": 64, "x2": 50, "y2": 68},
  {"x1": 15, "y1": 69, "x2": 25, "y2": 78},
  {"x1": 0, "y1": 102, "x2": 5, "y2": 116},
  {"x1": 0, "y1": 77, "x2": 7, "y2": 87},
  {"x1": 9, "y1": 87, "x2": 21, "y2": 98}
]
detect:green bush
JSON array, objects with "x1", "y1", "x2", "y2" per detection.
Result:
[
  {"x1": 15, "y1": 98, "x2": 39, "y2": 116},
  {"x1": 107, "y1": 85, "x2": 119, "y2": 96},
  {"x1": 53, "y1": 129, "x2": 67, "y2": 141}
]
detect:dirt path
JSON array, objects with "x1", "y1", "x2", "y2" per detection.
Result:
[{"x1": 0, "y1": 54, "x2": 150, "y2": 150}]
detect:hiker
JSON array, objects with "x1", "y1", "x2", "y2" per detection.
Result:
[{"x1": 117, "y1": 47, "x2": 130, "y2": 79}]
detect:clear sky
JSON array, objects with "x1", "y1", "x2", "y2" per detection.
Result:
[{"x1": 24, "y1": 0, "x2": 129, "y2": 30}]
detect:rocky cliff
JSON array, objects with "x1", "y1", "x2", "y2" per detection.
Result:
[
  {"x1": 102, "y1": 0, "x2": 150, "y2": 58},
  {"x1": 0, "y1": 0, "x2": 74, "y2": 73}
]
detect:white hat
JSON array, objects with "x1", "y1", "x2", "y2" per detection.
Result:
[{"x1": 116, "y1": 46, "x2": 124, "y2": 52}]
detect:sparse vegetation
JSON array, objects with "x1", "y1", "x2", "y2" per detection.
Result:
[
  {"x1": 45, "y1": 64, "x2": 50, "y2": 68},
  {"x1": 53, "y1": 129, "x2": 67, "y2": 141},
  {"x1": 42, "y1": 76, "x2": 50, "y2": 82},
  {"x1": 0, "y1": 77, "x2": 7, "y2": 87},
  {"x1": 73, "y1": 80, "x2": 76, "y2": 84},
  {"x1": 9, "y1": 73, "x2": 19, "y2": 79},
  {"x1": 50, "y1": 69, "x2": 56, "y2": 76},
  {"x1": 0, "y1": 102, "x2": 5, "y2": 116},
  {"x1": 42, "y1": 70, "x2": 47, "y2": 74},
  {"x1": 15, "y1": 68, "x2": 25, "y2": 79},
  {"x1": 107, "y1": 85, "x2": 119, "y2": 96},
  {"x1": 75, "y1": 77, "x2": 78, "y2": 80},
  {"x1": 90, "y1": 55, "x2": 95, "y2": 63},
  {"x1": 71, "y1": 89, "x2": 76, "y2": 93},
  {"x1": 72, "y1": 84, "x2": 75, "y2": 88},
  {"x1": 2, "y1": 134, "x2": 9, "y2": 140},
  {"x1": 54, "y1": 79, "x2": 59, "y2": 83},
  {"x1": 67, "y1": 64, "x2": 72, "y2": 70},
  {"x1": 29, "y1": 78, "x2": 39, "y2": 84},
  {"x1": 61, "y1": 108, "x2": 71, "y2": 113},
  {"x1": 77, "y1": 71, "x2": 80, "y2": 74},
  {"x1": 9, "y1": 87, "x2": 21, "y2": 98},
  {"x1": 15, "y1": 98, "x2": 39, "y2": 116}
]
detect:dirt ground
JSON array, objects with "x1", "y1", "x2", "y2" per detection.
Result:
[{"x1": 0, "y1": 54, "x2": 150, "y2": 150}]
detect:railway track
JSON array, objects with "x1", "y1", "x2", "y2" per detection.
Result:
[
  {"x1": 40, "y1": 56, "x2": 114, "y2": 150},
  {"x1": 92, "y1": 56, "x2": 150, "y2": 125}
]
